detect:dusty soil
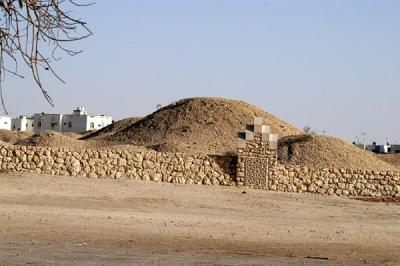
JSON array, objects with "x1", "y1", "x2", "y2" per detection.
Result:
[
  {"x1": 87, "y1": 97, "x2": 301, "y2": 155},
  {"x1": 278, "y1": 135, "x2": 397, "y2": 171},
  {"x1": 355, "y1": 196, "x2": 400, "y2": 204},
  {"x1": 376, "y1": 154, "x2": 400, "y2": 169},
  {"x1": 0, "y1": 172, "x2": 399, "y2": 265}
]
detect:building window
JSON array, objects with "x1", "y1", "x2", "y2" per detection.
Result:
[
  {"x1": 51, "y1": 122, "x2": 58, "y2": 128},
  {"x1": 68, "y1": 122, "x2": 72, "y2": 128},
  {"x1": 64, "y1": 122, "x2": 67, "y2": 126},
  {"x1": 90, "y1": 122, "x2": 94, "y2": 129},
  {"x1": 38, "y1": 122, "x2": 42, "y2": 128}
]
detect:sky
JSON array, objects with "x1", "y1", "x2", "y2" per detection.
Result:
[{"x1": 3, "y1": 0, "x2": 400, "y2": 144}]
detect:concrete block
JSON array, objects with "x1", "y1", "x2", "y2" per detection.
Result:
[
  {"x1": 237, "y1": 139, "x2": 246, "y2": 149},
  {"x1": 245, "y1": 130, "x2": 254, "y2": 141},
  {"x1": 269, "y1": 134, "x2": 279, "y2": 142},
  {"x1": 262, "y1": 125, "x2": 271, "y2": 134},
  {"x1": 269, "y1": 141, "x2": 278, "y2": 150},
  {"x1": 254, "y1": 117, "x2": 263, "y2": 125}
]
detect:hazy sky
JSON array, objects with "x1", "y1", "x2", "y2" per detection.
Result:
[{"x1": 3, "y1": 0, "x2": 399, "y2": 144}]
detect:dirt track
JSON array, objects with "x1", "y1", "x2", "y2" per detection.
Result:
[{"x1": 0, "y1": 173, "x2": 399, "y2": 265}]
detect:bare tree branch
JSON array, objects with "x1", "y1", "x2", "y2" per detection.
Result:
[{"x1": 0, "y1": 0, "x2": 93, "y2": 114}]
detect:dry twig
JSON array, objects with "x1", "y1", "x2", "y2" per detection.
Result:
[{"x1": 0, "y1": 0, "x2": 93, "y2": 113}]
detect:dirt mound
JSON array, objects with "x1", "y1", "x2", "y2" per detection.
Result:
[
  {"x1": 278, "y1": 135, "x2": 397, "y2": 171},
  {"x1": 89, "y1": 97, "x2": 301, "y2": 155},
  {"x1": 18, "y1": 131, "x2": 88, "y2": 149},
  {"x1": 0, "y1": 129, "x2": 32, "y2": 145},
  {"x1": 61, "y1": 132, "x2": 83, "y2": 139},
  {"x1": 17, "y1": 130, "x2": 150, "y2": 153},
  {"x1": 82, "y1": 117, "x2": 142, "y2": 140},
  {"x1": 376, "y1": 154, "x2": 400, "y2": 169}
]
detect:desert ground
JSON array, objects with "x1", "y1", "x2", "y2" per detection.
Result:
[{"x1": 0, "y1": 172, "x2": 399, "y2": 265}]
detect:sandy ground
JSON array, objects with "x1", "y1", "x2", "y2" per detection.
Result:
[{"x1": 0, "y1": 173, "x2": 399, "y2": 265}]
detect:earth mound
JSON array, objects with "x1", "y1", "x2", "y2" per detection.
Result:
[
  {"x1": 376, "y1": 154, "x2": 400, "y2": 169},
  {"x1": 278, "y1": 135, "x2": 397, "y2": 171},
  {"x1": 89, "y1": 97, "x2": 301, "y2": 155},
  {"x1": 82, "y1": 117, "x2": 142, "y2": 140},
  {"x1": 0, "y1": 129, "x2": 32, "y2": 145},
  {"x1": 18, "y1": 131, "x2": 87, "y2": 149}
]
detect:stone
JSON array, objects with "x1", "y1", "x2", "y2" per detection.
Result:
[{"x1": 307, "y1": 184, "x2": 316, "y2": 193}]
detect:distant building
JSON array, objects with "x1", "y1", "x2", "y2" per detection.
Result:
[
  {"x1": 361, "y1": 142, "x2": 400, "y2": 154},
  {"x1": 390, "y1": 145, "x2": 400, "y2": 154},
  {"x1": 11, "y1": 116, "x2": 33, "y2": 132},
  {"x1": 0, "y1": 116, "x2": 11, "y2": 130},
  {"x1": 33, "y1": 107, "x2": 112, "y2": 133}
]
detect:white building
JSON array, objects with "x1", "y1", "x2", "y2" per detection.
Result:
[
  {"x1": 11, "y1": 116, "x2": 33, "y2": 132},
  {"x1": 0, "y1": 116, "x2": 11, "y2": 130},
  {"x1": 33, "y1": 107, "x2": 112, "y2": 133}
]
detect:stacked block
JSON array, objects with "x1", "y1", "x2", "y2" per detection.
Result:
[{"x1": 236, "y1": 117, "x2": 279, "y2": 188}]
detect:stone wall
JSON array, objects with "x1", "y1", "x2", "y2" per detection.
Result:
[
  {"x1": 269, "y1": 164, "x2": 400, "y2": 197},
  {"x1": 1, "y1": 143, "x2": 399, "y2": 198},
  {"x1": 0, "y1": 145, "x2": 236, "y2": 186}
]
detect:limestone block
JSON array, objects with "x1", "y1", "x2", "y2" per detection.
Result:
[
  {"x1": 237, "y1": 139, "x2": 246, "y2": 149},
  {"x1": 245, "y1": 130, "x2": 254, "y2": 141},
  {"x1": 269, "y1": 134, "x2": 279, "y2": 142},
  {"x1": 269, "y1": 141, "x2": 278, "y2": 150},
  {"x1": 262, "y1": 133, "x2": 270, "y2": 142},
  {"x1": 254, "y1": 124, "x2": 271, "y2": 134}
]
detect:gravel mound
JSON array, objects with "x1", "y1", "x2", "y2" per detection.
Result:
[
  {"x1": 82, "y1": 117, "x2": 142, "y2": 140},
  {"x1": 17, "y1": 130, "x2": 150, "y2": 153},
  {"x1": 18, "y1": 131, "x2": 88, "y2": 149},
  {"x1": 278, "y1": 135, "x2": 397, "y2": 171},
  {"x1": 0, "y1": 129, "x2": 32, "y2": 145},
  {"x1": 90, "y1": 97, "x2": 301, "y2": 155},
  {"x1": 376, "y1": 154, "x2": 400, "y2": 169}
]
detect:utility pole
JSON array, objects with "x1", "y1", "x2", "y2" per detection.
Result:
[{"x1": 362, "y1": 132, "x2": 366, "y2": 148}]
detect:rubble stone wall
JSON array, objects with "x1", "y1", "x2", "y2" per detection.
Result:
[
  {"x1": 0, "y1": 145, "x2": 236, "y2": 186},
  {"x1": 1, "y1": 144, "x2": 399, "y2": 197},
  {"x1": 269, "y1": 164, "x2": 400, "y2": 197}
]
